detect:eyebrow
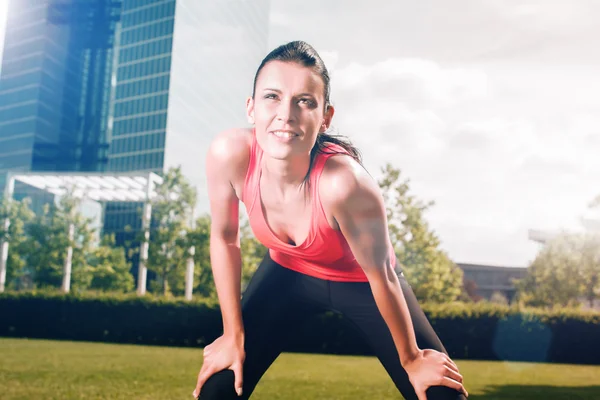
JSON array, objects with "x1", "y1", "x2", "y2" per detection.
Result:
[{"x1": 262, "y1": 88, "x2": 317, "y2": 97}]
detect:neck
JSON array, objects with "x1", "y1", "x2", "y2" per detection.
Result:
[{"x1": 262, "y1": 153, "x2": 311, "y2": 197}]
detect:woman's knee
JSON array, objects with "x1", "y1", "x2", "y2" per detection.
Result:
[{"x1": 197, "y1": 370, "x2": 239, "y2": 400}]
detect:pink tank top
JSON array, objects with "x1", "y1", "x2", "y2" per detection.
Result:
[{"x1": 241, "y1": 131, "x2": 396, "y2": 282}]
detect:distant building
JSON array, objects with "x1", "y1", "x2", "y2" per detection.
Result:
[{"x1": 457, "y1": 263, "x2": 528, "y2": 302}]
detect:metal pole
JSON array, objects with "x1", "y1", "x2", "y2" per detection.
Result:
[
  {"x1": 185, "y1": 235, "x2": 195, "y2": 299},
  {"x1": 61, "y1": 222, "x2": 75, "y2": 293},
  {"x1": 137, "y1": 175, "x2": 153, "y2": 296},
  {"x1": 185, "y1": 247, "x2": 195, "y2": 301},
  {"x1": 0, "y1": 175, "x2": 16, "y2": 293}
]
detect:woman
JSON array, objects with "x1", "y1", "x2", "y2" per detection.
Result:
[{"x1": 193, "y1": 41, "x2": 468, "y2": 400}]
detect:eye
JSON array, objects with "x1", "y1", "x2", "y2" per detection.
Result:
[
  {"x1": 264, "y1": 93, "x2": 278, "y2": 100},
  {"x1": 299, "y1": 98, "x2": 315, "y2": 107}
]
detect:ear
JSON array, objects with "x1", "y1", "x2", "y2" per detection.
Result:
[
  {"x1": 321, "y1": 105, "x2": 335, "y2": 132},
  {"x1": 246, "y1": 96, "x2": 255, "y2": 125}
]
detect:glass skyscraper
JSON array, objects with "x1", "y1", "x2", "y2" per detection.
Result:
[
  {"x1": 0, "y1": 0, "x2": 119, "y2": 187},
  {"x1": 107, "y1": 0, "x2": 176, "y2": 174},
  {"x1": 1, "y1": 0, "x2": 271, "y2": 242}
]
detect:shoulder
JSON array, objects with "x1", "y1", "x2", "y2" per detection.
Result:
[
  {"x1": 320, "y1": 154, "x2": 382, "y2": 215},
  {"x1": 206, "y1": 128, "x2": 253, "y2": 194},
  {"x1": 207, "y1": 127, "x2": 253, "y2": 163}
]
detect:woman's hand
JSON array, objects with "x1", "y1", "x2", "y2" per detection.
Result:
[
  {"x1": 193, "y1": 333, "x2": 246, "y2": 398},
  {"x1": 403, "y1": 349, "x2": 468, "y2": 399}
]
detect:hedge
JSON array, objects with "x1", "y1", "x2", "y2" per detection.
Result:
[{"x1": 1, "y1": 291, "x2": 599, "y2": 365}]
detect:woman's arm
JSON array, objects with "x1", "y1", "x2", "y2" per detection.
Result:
[
  {"x1": 323, "y1": 157, "x2": 467, "y2": 399},
  {"x1": 194, "y1": 129, "x2": 249, "y2": 398},
  {"x1": 205, "y1": 129, "x2": 246, "y2": 337},
  {"x1": 323, "y1": 158, "x2": 419, "y2": 364}
]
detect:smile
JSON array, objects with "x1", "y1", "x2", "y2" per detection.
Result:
[
  {"x1": 270, "y1": 130, "x2": 300, "y2": 143},
  {"x1": 271, "y1": 130, "x2": 299, "y2": 138}
]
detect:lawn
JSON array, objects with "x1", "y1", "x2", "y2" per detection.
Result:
[{"x1": 1, "y1": 338, "x2": 599, "y2": 399}]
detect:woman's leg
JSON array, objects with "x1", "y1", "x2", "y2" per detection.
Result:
[
  {"x1": 198, "y1": 252, "x2": 319, "y2": 399},
  {"x1": 329, "y1": 270, "x2": 467, "y2": 400}
]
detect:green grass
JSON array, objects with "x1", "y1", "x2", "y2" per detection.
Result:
[{"x1": 1, "y1": 338, "x2": 599, "y2": 399}]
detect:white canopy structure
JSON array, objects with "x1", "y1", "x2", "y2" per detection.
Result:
[
  {"x1": 7, "y1": 172, "x2": 163, "y2": 202},
  {"x1": 0, "y1": 172, "x2": 196, "y2": 299}
]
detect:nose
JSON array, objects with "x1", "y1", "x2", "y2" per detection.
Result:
[{"x1": 276, "y1": 99, "x2": 296, "y2": 123}]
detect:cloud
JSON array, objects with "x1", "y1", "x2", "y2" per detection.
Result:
[
  {"x1": 485, "y1": 0, "x2": 597, "y2": 34},
  {"x1": 268, "y1": 0, "x2": 600, "y2": 65},
  {"x1": 318, "y1": 50, "x2": 339, "y2": 73},
  {"x1": 518, "y1": 154, "x2": 581, "y2": 178},
  {"x1": 331, "y1": 58, "x2": 491, "y2": 164},
  {"x1": 447, "y1": 124, "x2": 494, "y2": 151},
  {"x1": 333, "y1": 58, "x2": 489, "y2": 110},
  {"x1": 469, "y1": 0, "x2": 600, "y2": 63},
  {"x1": 269, "y1": 11, "x2": 291, "y2": 27}
]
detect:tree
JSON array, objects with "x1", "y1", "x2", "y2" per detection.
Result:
[
  {"x1": 146, "y1": 167, "x2": 197, "y2": 296},
  {"x1": 87, "y1": 234, "x2": 134, "y2": 292},
  {"x1": 174, "y1": 214, "x2": 213, "y2": 298},
  {"x1": 184, "y1": 213, "x2": 267, "y2": 299},
  {"x1": 515, "y1": 233, "x2": 600, "y2": 308},
  {"x1": 580, "y1": 234, "x2": 600, "y2": 307},
  {"x1": 24, "y1": 189, "x2": 95, "y2": 291},
  {"x1": 462, "y1": 279, "x2": 483, "y2": 303},
  {"x1": 0, "y1": 197, "x2": 35, "y2": 290},
  {"x1": 378, "y1": 163, "x2": 463, "y2": 303},
  {"x1": 489, "y1": 291, "x2": 509, "y2": 306}
]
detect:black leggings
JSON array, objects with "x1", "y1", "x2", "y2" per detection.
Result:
[{"x1": 198, "y1": 252, "x2": 466, "y2": 400}]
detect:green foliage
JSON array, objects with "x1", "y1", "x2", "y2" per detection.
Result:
[
  {"x1": 489, "y1": 291, "x2": 509, "y2": 306},
  {"x1": 145, "y1": 166, "x2": 197, "y2": 296},
  {"x1": 176, "y1": 214, "x2": 213, "y2": 298},
  {"x1": 21, "y1": 189, "x2": 96, "y2": 291},
  {"x1": 182, "y1": 213, "x2": 267, "y2": 298},
  {"x1": 87, "y1": 235, "x2": 134, "y2": 292},
  {"x1": 516, "y1": 233, "x2": 600, "y2": 308},
  {"x1": 378, "y1": 163, "x2": 463, "y2": 303},
  {"x1": 0, "y1": 198, "x2": 35, "y2": 289},
  {"x1": 240, "y1": 214, "x2": 267, "y2": 288}
]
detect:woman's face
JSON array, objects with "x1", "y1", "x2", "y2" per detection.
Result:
[{"x1": 246, "y1": 61, "x2": 334, "y2": 160}]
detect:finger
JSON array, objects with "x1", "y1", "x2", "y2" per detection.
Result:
[
  {"x1": 441, "y1": 376, "x2": 468, "y2": 397},
  {"x1": 194, "y1": 365, "x2": 214, "y2": 399},
  {"x1": 232, "y1": 362, "x2": 244, "y2": 396},
  {"x1": 443, "y1": 359, "x2": 460, "y2": 375},
  {"x1": 443, "y1": 356, "x2": 463, "y2": 380},
  {"x1": 415, "y1": 388, "x2": 427, "y2": 400},
  {"x1": 443, "y1": 365, "x2": 463, "y2": 383},
  {"x1": 443, "y1": 354, "x2": 459, "y2": 370}
]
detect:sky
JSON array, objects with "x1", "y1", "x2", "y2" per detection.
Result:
[{"x1": 0, "y1": 0, "x2": 598, "y2": 268}]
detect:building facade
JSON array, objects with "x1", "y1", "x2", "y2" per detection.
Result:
[{"x1": 457, "y1": 262, "x2": 528, "y2": 302}]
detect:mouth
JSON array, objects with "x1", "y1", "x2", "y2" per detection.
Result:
[{"x1": 270, "y1": 130, "x2": 300, "y2": 140}]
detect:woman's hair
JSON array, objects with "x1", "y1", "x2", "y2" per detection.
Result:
[{"x1": 251, "y1": 41, "x2": 364, "y2": 180}]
